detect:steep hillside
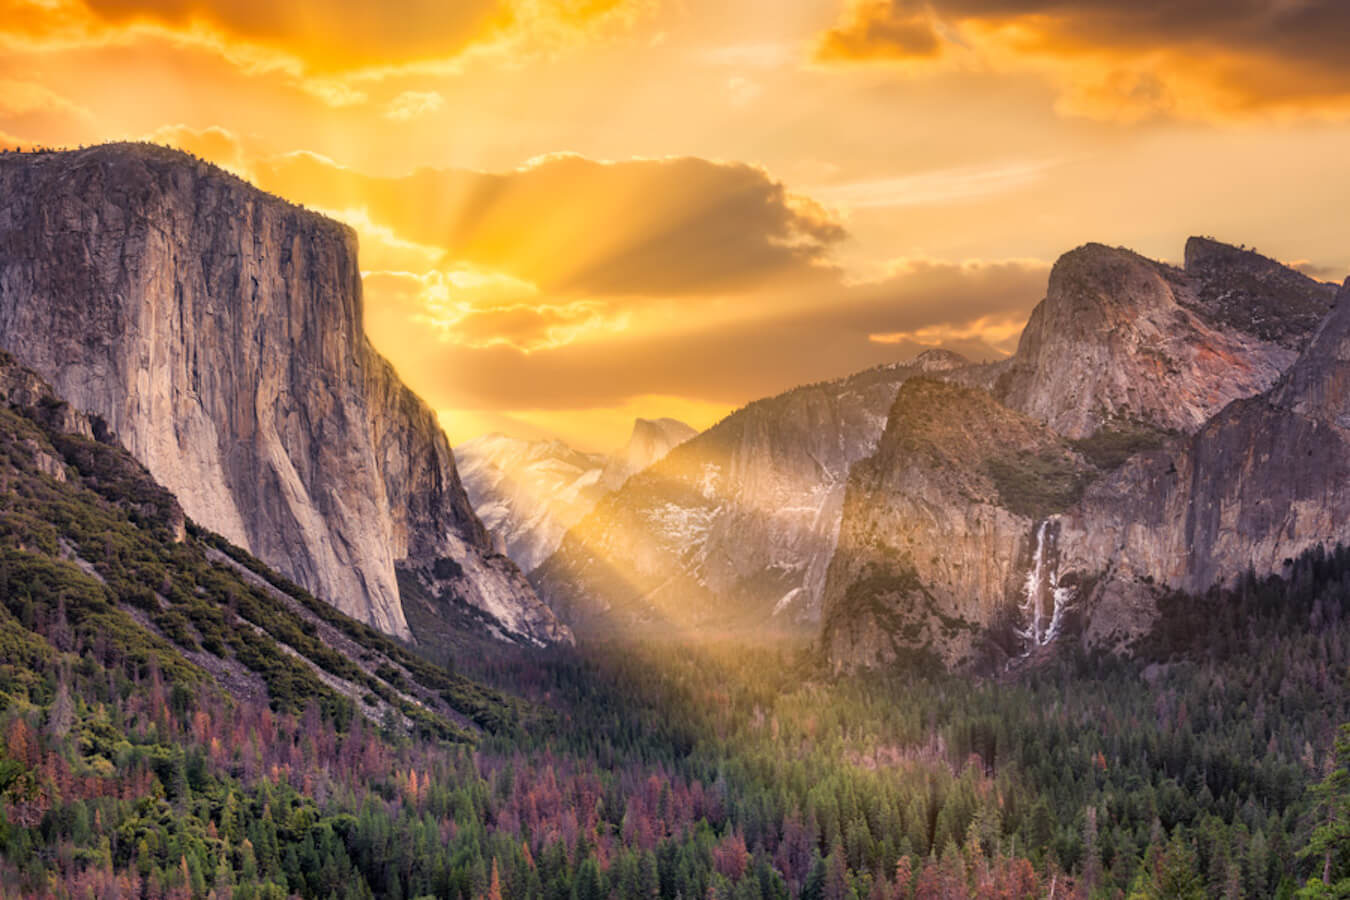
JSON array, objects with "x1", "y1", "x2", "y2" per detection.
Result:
[
  {"x1": 456, "y1": 418, "x2": 695, "y2": 573},
  {"x1": 0, "y1": 350, "x2": 527, "y2": 740},
  {"x1": 0, "y1": 144, "x2": 567, "y2": 648},
  {"x1": 532, "y1": 350, "x2": 969, "y2": 633}
]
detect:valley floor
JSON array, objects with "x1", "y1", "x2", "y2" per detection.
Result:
[{"x1": 5, "y1": 548, "x2": 1350, "y2": 898}]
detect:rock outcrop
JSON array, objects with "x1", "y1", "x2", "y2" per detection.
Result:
[
  {"x1": 0, "y1": 144, "x2": 569, "y2": 647},
  {"x1": 824, "y1": 238, "x2": 1345, "y2": 671},
  {"x1": 821, "y1": 379, "x2": 1093, "y2": 670},
  {"x1": 600, "y1": 418, "x2": 698, "y2": 492},
  {"x1": 533, "y1": 351, "x2": 969, "y2": 633},
  {"x1": 457, "y1": 418, "x2": 696, "y2": 573},
  {"x1": 997, "y1": 240, "x2": 1334, "y2": 438}
]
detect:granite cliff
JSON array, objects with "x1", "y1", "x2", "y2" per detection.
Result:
[
  {"x1": 0, "y1": 144, "x2": 569, "y2": 647},
  {"x1": 821, "y1": 378, "x2": 1093, "y2": 670},
  {"x1": 997, "y1": 238, "x2": 1334, "y2": 438},
  {"x1": 824, "y1": 239, "x2": 1346, "y2": 671}
]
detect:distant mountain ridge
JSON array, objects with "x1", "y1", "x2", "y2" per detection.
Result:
[
  {"x1": 0, "y1": 143, "x2": 569, "y2": 648},
  {"x1": 456, "y1": 418, "x2": 696, "y2": 573}
]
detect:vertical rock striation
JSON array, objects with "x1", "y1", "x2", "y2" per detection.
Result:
[{"x1": 0, "y1": 144, "x2": 568, "y2": 646}]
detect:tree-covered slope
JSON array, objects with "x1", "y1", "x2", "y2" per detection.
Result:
[{"x1": 0, "y1": 349, "x2": 528, "y2": 742}]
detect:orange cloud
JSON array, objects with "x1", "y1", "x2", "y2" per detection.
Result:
[
  {"x1": 384, "y1": 90, "x2": 444, "y2": 121},
  {"x1": 817, "y1": 1, "x2": 941, "y2": 62},
  {"x1": 370, "y1": 256, "x2": 1048, "y2": 416},
  {"x1": 814, "y1": 0, "x2": 1350, "y2": 120},
  {"x1": 254, "y1": 149, "x2": 847, "y2": 297},
  {"x1": 136, "y1": 128, "x2": 1044, "y2": 423},
  {"x1": 0, "y1": 0, "x2": 642, "y2": 94}
]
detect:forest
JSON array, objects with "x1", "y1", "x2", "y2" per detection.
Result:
[
  {"x1": 3, "y1": 544, "x2": 1350, "y2": 898},
  {"x1": 2, "y1": 358, "x2": 1350, "y2": 899}
]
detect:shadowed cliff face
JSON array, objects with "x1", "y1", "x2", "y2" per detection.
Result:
[
  {"x1": 820, "y1": 378, "x2": 1094, "y2": 670},
  {"x1": 824, "y1": 239, "x2": 1346, "y2": 672},
  {"x1": 0, "y1": 144, "x2": 569, "y2": 647},
  {"x1": 532, "y1": 350, "x2": 970, "y2": 635},
  {"x1": 1058, "y1": 277, "x2": 1350, "y2": 651}
]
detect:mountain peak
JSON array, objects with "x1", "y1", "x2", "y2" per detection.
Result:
[
  {"x1": 606, "y1": 417, "x2": 697, "y2": 490},
  {"x1": 1179, "y1": 235, "x2": 1337, "y2": 348},
  {"x1": 910, "y1": 348, "x2": 969, "y2": 373},
  {"x1": 1184, "y1": 235, "x2": 1281, "y2": 274},
  {"x1": 1000, "y1": 238, "x2": 1330, "y2": 439}
]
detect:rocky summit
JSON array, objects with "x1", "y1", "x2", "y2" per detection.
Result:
[
  {"x1": 996, "y1": 239, "x2": 1334, "y2": 439},
  {"x1": 823, "y1": 238, "x2": 1350, "y2": 671},
  {"x1": 0, "y1": 144, "x2": 569, "y2": 648}
]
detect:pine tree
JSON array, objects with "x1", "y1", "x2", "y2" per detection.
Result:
[{"x1": 1299, "y1": 724, "x2": 1350, "y2": 898}]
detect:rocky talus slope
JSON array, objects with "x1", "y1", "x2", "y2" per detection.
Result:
[
  {"x1": 532, "y1": 350, "x2": 970, "y2": 633},
  {"x1": 0, "y1": 144, "x2": 568, "y2": 647},
  {"x1": 824, "y1": 239, "x2": 1348, "y2": 671}
]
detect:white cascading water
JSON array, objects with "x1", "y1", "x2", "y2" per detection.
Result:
[{"x1": 1018, "y1": 520, "x2": 1073, "y2": 652}]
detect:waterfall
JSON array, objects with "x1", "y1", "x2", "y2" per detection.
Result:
[{"x1": 1019, "y1": 520, "x2": 1073, "y2": 652}]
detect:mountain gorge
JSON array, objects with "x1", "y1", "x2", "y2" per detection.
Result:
[
  {"x1": 532, "y1": 350, "x2": 970, "y2": 633},
  {"x1": 0, "y1": 144, "x2": 568, "y2": 649},
  {"x1": 456, "y1": 417, "x2": 695, "y2": 572},
  {"x1": 2, "y1": 142, "x2": 1349, "y2": 900}
]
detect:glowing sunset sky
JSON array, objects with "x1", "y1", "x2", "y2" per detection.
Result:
[{"x1": 3, "y1": 0, "x2": 1350, "y2": 449}]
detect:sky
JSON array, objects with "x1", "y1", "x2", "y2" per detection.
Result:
[{"x1": 2, "y1": 0, "x2": 1350, "y2": 450}]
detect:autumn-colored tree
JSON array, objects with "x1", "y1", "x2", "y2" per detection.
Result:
[
  {"x1": 487, "y1": 858, "x2": 503, "y2": 900},
  {"x1": 713, "y1": 829, "x2": 750, "y2": 882}
]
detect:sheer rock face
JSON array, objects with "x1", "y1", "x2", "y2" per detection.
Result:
[
  {"x1": 825, "y1": 239, "x2": 1345, "y2": 671},
  {"x1": 600, "y1": 418, "x2": 698, "y2": 492},
  {"x1": 0, "y1": 144, "x2": 569, "y2": 646},
  {"x1": 532, "y1": 351, "x2": 969, "y2": 634},
  {"x1": 1059, "y1": 277, "x2": 1350, "y2": 650},
  {"x1": 997, "y1": 241, "x2": 1334, "y2": 439},
  {"x1": 457, "y1": 418, "x2": 696, "y2": 574},
  {"x1": 821, "y1": 379, "x2": 1092, "y2": 670}
]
